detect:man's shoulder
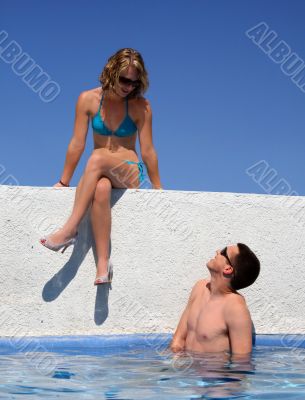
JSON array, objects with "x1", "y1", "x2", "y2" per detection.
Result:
[
  {"x1": 189, "y1": 279, "x2": 209, "y2": 299},
  {"x1": 225, "y1": 292, "x2": 247, "y2": 308},
  {"x1": 224, "y1": 293, "x2": 250, "y2": 321},
  {"x1": 193, "y1": 278, "x2": 209, "y2": 291}
]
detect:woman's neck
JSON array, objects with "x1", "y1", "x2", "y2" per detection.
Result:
[{"x1": 104, "y1": 89, "x2": 124, "y2": 103}]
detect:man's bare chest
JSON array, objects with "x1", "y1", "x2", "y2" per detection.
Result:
[{"x1": 187, "y1": 295, "x2": 227, "y2": 340}]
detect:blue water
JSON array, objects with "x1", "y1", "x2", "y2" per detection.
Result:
[{"x1": 0, "y1": 335, "x2": 305, "y2": 399}]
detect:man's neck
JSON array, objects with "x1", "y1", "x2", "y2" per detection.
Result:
[{"x1": 208, "y1": 273, "x2": 234, "y2": 297}]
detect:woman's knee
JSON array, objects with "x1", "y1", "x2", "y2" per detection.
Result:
[
  {"x1": 86, "y1": 151, "x2": 107, "y2": 173},
  {"x1": 93, "y1": 178, "x2": 112, "y2": 203}
]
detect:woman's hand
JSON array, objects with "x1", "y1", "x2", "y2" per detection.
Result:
[{"x1": 53, "y1": 181, "x2": 69, "y2": 188}]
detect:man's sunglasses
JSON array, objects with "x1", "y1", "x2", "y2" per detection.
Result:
[
  {"x1": 118, "y1": 76, "x2": 140, "y2": 88},
  {"x1": 220, "y1": 247, "x2": 234, "y2": 268}
]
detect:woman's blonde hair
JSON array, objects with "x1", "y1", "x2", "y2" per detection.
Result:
[{"x1": 99, "y1": 48, "x2": 149, "y2": 98}]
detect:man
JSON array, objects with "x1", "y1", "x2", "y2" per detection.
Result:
[{"x1": 170, "y1": 243, "x2": 260, "y2": 355}]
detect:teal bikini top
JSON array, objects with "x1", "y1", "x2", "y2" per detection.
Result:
[{"x1": 92, "y1": 93, "x2": 137, "y2": 137}]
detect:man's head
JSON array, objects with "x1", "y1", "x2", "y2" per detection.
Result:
[{"x1": 207, "y1": 243, "x2": 260, "y2": 290}]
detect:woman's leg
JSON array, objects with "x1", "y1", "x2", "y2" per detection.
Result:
[
  {"x1": 46, "y1": 149, "x2": 139, "y2": 245},
  {"x1": 71, "y1": 174, "x2": 84, "y2": 213},
  {"x1": 91, "y1": 177, "x2": 112, "y2": 278}
]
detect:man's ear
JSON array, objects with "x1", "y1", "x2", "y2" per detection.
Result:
[{"x1": 223, "y1": 265, "x2": 234, "y2": 277}]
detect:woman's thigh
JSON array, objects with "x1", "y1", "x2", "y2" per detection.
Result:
[{"x1": 90, "y1": 149, "x2": 140, "y2": 189}]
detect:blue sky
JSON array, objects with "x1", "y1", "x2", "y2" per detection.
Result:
[{"x1": 1, "y1": 0, "x2": 305, "y2": 195}]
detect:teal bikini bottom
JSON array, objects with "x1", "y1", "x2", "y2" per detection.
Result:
[{"x1": 124, "y1": 160, "x2": 145, "y2": 184}]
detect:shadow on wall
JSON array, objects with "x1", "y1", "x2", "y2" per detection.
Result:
[{"x1": 41, "y1": 189, "x2": 126, "y2": 326}]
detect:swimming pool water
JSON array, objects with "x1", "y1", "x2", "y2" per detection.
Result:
[{"x1": 1, "y1": 335, "x2": 305, "y2": 399}]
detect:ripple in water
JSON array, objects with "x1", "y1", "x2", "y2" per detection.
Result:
[{"x1": 0, "y1": 346, "x2": 305, "y2": 399}]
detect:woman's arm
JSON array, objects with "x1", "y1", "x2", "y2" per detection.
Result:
[
  {"x1": 137, "y1": 99, "x2": 162, "y2": 189},
  {"x1": 57, "y1": 92, "x2": 90, "y2": 186}
]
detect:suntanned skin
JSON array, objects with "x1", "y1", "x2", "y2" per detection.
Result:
[
  {"x1": 45, "y1": 64, "x2": 162, "y2": 278},
  {"x1": 171, "y1": 245, "x2": 253, "y2": 355}
]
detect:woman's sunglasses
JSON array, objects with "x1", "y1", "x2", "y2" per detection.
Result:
[{"x1": 118, "y1": 76, "x2": 140, "y2": 88}]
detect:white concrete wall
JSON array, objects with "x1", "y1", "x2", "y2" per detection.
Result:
[{"x1": 0, "y1": 185, "x2": 305, "y2": 337}]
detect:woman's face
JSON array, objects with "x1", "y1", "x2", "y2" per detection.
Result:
[{"x1": 115, "y1": 65, "x2": 140, "y2": 97}]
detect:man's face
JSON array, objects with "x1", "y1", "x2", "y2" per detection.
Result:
[{"x1": 206, "y1": 245, "x2": 239, "y2": 273}]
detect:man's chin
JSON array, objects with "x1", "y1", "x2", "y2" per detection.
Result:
[
  {"x1": 206, "y1": 261, "x2": 212, "y2": 269},
  {"x1": 206, "y1": 260, "x2": 215, "y2": 273}
]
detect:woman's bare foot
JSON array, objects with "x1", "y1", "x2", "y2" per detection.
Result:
[
  {"x1": 94, "y1": 259, "x2": 112, "y2": 285},
  {"x1": 46, "y1": 227, "x2": 77, "y2": 246},
  {"x1": 95, "y1": 259, "x2": 110, "y2": 279}
]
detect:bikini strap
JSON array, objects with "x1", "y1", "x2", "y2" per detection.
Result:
[
  {"x1": 98, "y1": 93, "x2": 104, "y2": 112},
  {"x1": 125, "y1": 97, "x2": 128, "y2": 114}
]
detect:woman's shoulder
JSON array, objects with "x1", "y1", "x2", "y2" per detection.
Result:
[
  {"x1": 129, "y1": 96, "x2": 152, "y2": 123},
  {"x1": 130, "y1": 96, "x2": 152, "y2": 113},
  {"x1": 132, "y1": 95, "x2": 150, "y2": 105},
  {"x1": 76, "y1": 87, "x2": 101, "y2": 114},
  {"x1": 78, "y1": 87, "x2": 101, "y2": 102}
]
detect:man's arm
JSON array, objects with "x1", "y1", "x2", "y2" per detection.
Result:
[
  {"x1": 225, "y1": 296, "x2": 253, "y2": 355},
  {"x1": 170, "y1": 306, "x2": 188, "y2": 353},
  {"x1": 170, "y1": 280, "x2": 205, "y2": 353}
]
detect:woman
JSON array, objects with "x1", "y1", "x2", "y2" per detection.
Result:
[{"x1": 40, "y1": 48, "x2": 162, "y2": 285}]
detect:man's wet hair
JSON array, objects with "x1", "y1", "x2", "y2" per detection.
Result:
[{"x1": 230, "y1": 243, "x2": 260, "y2": 290}]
